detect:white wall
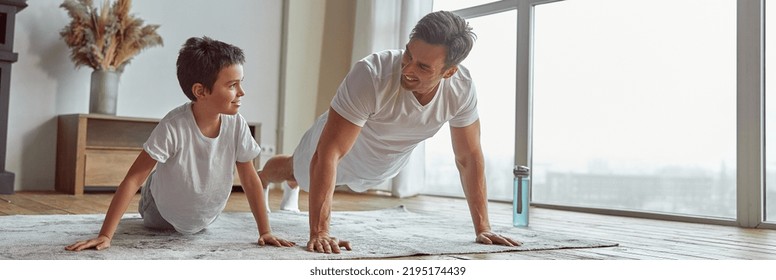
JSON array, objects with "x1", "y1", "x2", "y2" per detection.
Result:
[
  {"x1": 281, "y1": 0, "x2": 326, "y2": 154},
  {"x1": 9, "y1": 0, "x2": 282, "y2": 191},
  {"x1": 281, "y1": 0, "x2": 356, "y2": 156}
]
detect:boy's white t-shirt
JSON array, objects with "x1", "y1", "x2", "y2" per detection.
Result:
[
  {"x1": 143, "y1": 102, "x2": 260, "y2": 234},
  {"x1": 293, "y1": 50, "x2": 478, "y2": 192}
]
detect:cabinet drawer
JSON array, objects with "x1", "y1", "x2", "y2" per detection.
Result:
[{"x1": 84, "y1": 149, "x2": 140, "y2": 187}]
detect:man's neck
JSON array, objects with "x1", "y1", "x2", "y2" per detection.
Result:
[{"x1": 412, "y1": 83, "x2": 440, "y2": 106}]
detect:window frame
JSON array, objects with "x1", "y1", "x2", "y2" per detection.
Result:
[
  {"x1": 737, "y1": 0, "x2": 767, "y2": 228},
  {"x1": 445, "y1": 0, "x2": 772, "y2": 229}
]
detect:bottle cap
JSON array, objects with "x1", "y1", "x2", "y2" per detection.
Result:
[{"x1": 513, "y1": 165, "x2": 530, "y2": 176}]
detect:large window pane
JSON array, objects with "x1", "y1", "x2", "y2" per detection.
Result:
[
  {"x1": 766, "y1": 1, "x2": 776, "y2": 222},
  {"x1": 532, "y1": 0, "x2": 736, "y2": 218},
  {"x1": 424, "y1": 9, "x2": 517, "y2": 200}
]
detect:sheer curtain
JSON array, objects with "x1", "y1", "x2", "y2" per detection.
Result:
[
  {"x1": 351, "y1": 0, "x2": 431, "y2": 63},
  {"x1": 349, "y1": 0, "x2": 432, "y2": 197}
]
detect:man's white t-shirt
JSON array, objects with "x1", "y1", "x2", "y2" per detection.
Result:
[
  {"x1": 293, "y1": 50, "x2": 478, "y2": 192},
  {"x1": 143, "y1": 102, "x2": 260, "y2": 234}
]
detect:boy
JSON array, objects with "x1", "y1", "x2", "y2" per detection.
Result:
[{"x1": 66, "y1": 36, "x2": 293, "y2": 251}]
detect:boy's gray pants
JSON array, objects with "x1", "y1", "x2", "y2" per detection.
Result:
[{"x1": 138, "y1": 171, "x2": 175, "y2": 230}]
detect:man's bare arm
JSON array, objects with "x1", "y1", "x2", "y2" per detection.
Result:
[
  {"x1": 450, "y1": 120, "x2": 521, "y2": 246},
  {"x1": 307, "y1": 107, "x2": 362, "y2": 253}
]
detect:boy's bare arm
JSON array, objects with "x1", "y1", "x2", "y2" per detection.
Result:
[
  {"x1": 236, "y1": 160, "x2": 294, "y2": 247},
  {"x1": 65, "y1": 150, "x2": 157, "y2": 251}
]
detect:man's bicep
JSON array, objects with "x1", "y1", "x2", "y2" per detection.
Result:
[
  {"x1": 450, "y1": 119, "x2": 483, "y2": 159},
  {"x1": 316, "y1": 108, "x2": 363, "y2": 159}
]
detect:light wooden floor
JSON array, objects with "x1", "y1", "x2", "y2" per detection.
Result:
[{"x1": 2, "y1": 189, "x2": 775, "y2": 260}]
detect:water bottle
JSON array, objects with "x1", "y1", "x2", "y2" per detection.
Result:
[{"x1": 513, "y1": 165, "x2": 530, "y2": 227}]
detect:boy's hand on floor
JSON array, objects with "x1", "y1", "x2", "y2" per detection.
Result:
[{"x1": 65, "y1": 235, "x2": 112, "y2": 251}]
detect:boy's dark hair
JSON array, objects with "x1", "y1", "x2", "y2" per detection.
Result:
[
  {"x1": 176, "y1": 36, "x2": 246, "y2": 101},
  {"x1": 410, "y1": 11, "x2": 477, "y2": 70}
]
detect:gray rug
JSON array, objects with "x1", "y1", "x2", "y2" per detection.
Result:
[{"x1": 0, "y1": 206, "x2": 617, "y2": 260}]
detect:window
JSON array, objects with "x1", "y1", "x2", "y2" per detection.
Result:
[
  {"x1": 424, "y1": 3, "x2": 517, "y2": 200},
  {"x1": 531, "y1": 0, "x2": 736, "y2": 218}
]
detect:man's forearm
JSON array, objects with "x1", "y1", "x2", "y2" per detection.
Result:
[
  {"x1": 308, "y1": 155, "x2": 338, "y2": 237},
  {"x1": 306, "y1": 108, "x2": 362, "y2": 246},
  {"x1": 457, "y1": 157, "x2": 491, "y2": 235}
]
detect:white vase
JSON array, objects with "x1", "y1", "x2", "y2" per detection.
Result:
[{"x1": 89, "y1": 69, "x2": 120, "y2": 115}]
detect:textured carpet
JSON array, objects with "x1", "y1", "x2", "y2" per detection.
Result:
[{"x1": 0, "y1": 206, "x2": 617, "y2": 260}]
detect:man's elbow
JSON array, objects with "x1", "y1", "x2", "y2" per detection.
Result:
[{"x1": 454, "y1": 153, "x2": 485, "y2": 170}]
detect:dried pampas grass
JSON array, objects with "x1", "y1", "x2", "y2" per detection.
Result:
[{"x1": 60, "y1": 0, "x2": 163, "y2": 71}]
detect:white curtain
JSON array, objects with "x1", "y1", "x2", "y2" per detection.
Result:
[{"x1": 350, "y1": 0, "x2": 432, "y2": 197}]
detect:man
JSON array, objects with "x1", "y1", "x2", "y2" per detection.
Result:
[{"x1": 260, "y1": 11, "x2": 520, "y2": 253}]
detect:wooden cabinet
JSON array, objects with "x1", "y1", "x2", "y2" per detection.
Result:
[{"x1": 55, "y1": 114, "x2": 261, "y2": 195}]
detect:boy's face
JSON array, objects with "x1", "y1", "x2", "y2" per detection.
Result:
[{"x1": 199, "y1": 64, "x2": 244, "y2": 115}]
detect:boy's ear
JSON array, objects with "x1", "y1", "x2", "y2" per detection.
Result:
[{"x1": 192, "y1": 83, "x2": 206, "y2": 99}]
